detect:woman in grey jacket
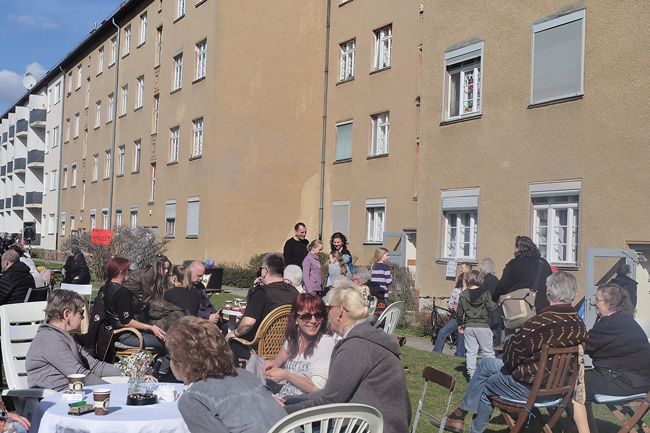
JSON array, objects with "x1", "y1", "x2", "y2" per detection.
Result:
[
  {"x1": 26, "y1": 290, "x2": 122, "y2": 391},
  {"x1": 284, "y1": 284, "x2": 411, "y2": 433}
]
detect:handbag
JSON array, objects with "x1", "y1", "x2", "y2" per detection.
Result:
[{"x1": 499, "y1": 260, "x2": 544, "y2": 329}]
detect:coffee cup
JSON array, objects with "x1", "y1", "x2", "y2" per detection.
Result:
[
  {"x1": 225, "y1": 301, "x2": 233, "y2": 309},
  {"x1": 93, "y1": 389, "x2": 111, "y2": 416},
  {"x1": 67, "y1": 374, "x2": 86, "y2": 392}
]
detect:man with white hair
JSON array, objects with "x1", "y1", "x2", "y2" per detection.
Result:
[
  {"x1": 283, "y1": 265, "x2": 304, "y2": 293},
  {"x1": 434, "y1": 271, "x2": 588, "y2": 433}
]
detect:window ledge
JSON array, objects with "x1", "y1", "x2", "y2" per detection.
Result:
[
  {"x1": 151, "y1": 132, "x2": 158, "y2": 137},
  {"x1": 339, "y1": 0, "x2": 353, "y2": 6},
  {"x1": 192, "y1": 76, "x2": 206, "y2": 85},
  {"x1": 154, "y1": 64, "x2": 161, "y2": 70},
  {"x1": 134, "y1": 106, "x2": 143, "y2": 112},
  {"x1": 71, "y1": 185, "x2": 76, "y2": 188},
  {"x1": 436, "y1": 258, "x2": 479, "y2": 265},
  {"x1": 106, "y1": 120, "x2": 113, "y2": 125},
  {"x1": 67, "y1": 92, "x2": 71, "y2": 97},
  {"x1": 119, "y1": 114, "x2": 127, "y2": 119},
  {"x1": 91, "y1": 180, "x2": 98, "y2": 184},
  {"x1": 97, "y1": 71, "x2": 103, "y2": 77},
  {"x1": 75, "y1": 87, "x2": 80, "y2": 92},
  {"x1": 164, "y1": 235, "x2": 176, "y2": 239},
  {"x1": 122, "y1": 52, "x2": 130, "y2": 59},
  {"x1": 170, "y1": 88, "x2": 181, "y2": 95},
  {"x1": 137, "y1": 42, "x2": 145, "y2": 49},
  {"x1": 440, "y1": 113, "x2": 482, "y2": 126},
  {"x1": 186, "y1": 235, "x2": 198, "y2": 239},
  {"x1": 363, "y1": 242, "x2": 383, "y2": 246},
  {"x1": 167, "y1": 161, "x2": 178, "y2": 166},
  {"x1": 64, "y1": 140, "x2": 69, "y2": 144},
  {"x1": 131, "y1": 170, "x2": 140, "y2": 175},
  {"x1": 333, "y1": 158, "x2": 352, "y2": 165},
  {"x1": 367, "y1": 153, "x2": 388, "y2": 160},
  {"x1": 370, "y1": 66, "x2": 391, "y2": 75},
  {"x1": 173, "y1": 14, "x2": 185, "y2": 24},
  {"x1": 74, "y1": 135, "x2": 79, "y2": 140},
  {"x1": 528, "y1": 94, "x2": 583, "y2": 109},
  {"x1": 94, "y1": 126, "x2": 100, "y2": 130},
  {"x1": 116, "y1": 174, "x2": 124, "y2": 178},
  {"x1": 108, "y1": 63, "x2": 115, "y2": 69},
  {"x1": 195, "y1": 0, "x2": 207, "y2": 7},
  {"x1": 103, "y1": 177, "x2": 109, "y2": 181},
  {"x1": 336, "y1": 77, "x2": 354, "y2": 86},
  {"x1": 148, "y1": 201, "x2": 155, "y2": 205},
  {"x1": 549, "y1": 264, "x2": 580, "y2": 271},
  {"x1": 62, "y1": 187, "x2": 67, "y2": 190},
  {"x1": 189, "y1": 155, "x2": 202, "y2": 161}
]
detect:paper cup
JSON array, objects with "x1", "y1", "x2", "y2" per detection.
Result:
[
  {"x1": 93, "y1": 388, "x2": 111, "y2": 415},
  {"x1": 67, "y1": 374, "x2": 86, "y2": 392}
]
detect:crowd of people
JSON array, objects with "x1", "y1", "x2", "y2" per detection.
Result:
[{"x1": 13, "y1": 227, "x2": 649, "y2": 433}]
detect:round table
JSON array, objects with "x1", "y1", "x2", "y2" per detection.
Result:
[{"x1": 30, "y1": 383, "x2": 189, "y2": 433}]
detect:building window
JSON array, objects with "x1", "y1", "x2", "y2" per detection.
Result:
[
  {"x1": 124, "y1": 25, "x2": 131, "y2": 56},
  {"x1": 71, "y1": 163, "x2": 77, "y2": 187},
  {"x1": 531, "y1": 10, "x2": 585, "y2": 105},
  {"x1": 70, "y1": 214, "x2": 75, "y2": 232},
  {"x1": 150, "y1": 163, "x2": 156, "y2": 202},
  {"x1": 370, "y1": 112, "x2": 389, "y2": 155},
  {"x1": 62, "y1": 165, "x2": 68, "y2": 189},
  {"x1": 65, "y1": 118, "x2": 71, "y2": 142},
  {"x1": 339, "y1": 39, "x2": 355, "y2": 81},
  {"x1": 54, "y1": 82, "x2": 61, "y2": 104},
  {"x1": 107, "y1": 93, "x2": 114, "y2": 122},
  {"x1": 105, "y1": 150, "x2": 112, "y2": 179},
  {"x1": 130, "y1": 209, "x2": 138, "y2": 228},
  {"x1": 111, "y1": 37, "x2": 117, "y2": 65},
  {"x1": 374, "y1": 25, "x2": 392, "y2": 71},
  {"x1": 335, "y1": 121, "x2": 352, "y2": 161},
  {"x1": 118, "y1": 145, "x2": 125, "y2": 176},
  {"x1": 530, "y1": 181, "x2": 581, "y2": 265},
  {"x1": 81, "y1": 181, "x2": 85, "y2": 210},
  {"x1": 133, "y1": 140, "x2": 141, "y2": 172},
  {"x1": 443, "y1": 42, "x2": 483, "y2": 121},
  {"x1": 187, "y1": 197, "x2": 199, "y2": 237},
  {"x1": 52, "y1": 126, "x2": 59, "y2": 148},
  {"x1": 98, "y1": 47, "x2": 104, "y2": 74},
  {"x1": 441, "y1": 189, "x2": 479, "y2": 260},
  {"x1": 331, "y1": 201, "x2": 350, "y2": 239},
  {"x1": 165, "y1": 200, "x2": 176, "y2": 237},
  {"x1": 120, "y1": 85, "x2": 128, "y2": 116},
  {"x1": 90, "y1": 211, "x2": 96, "y2": 229},
  {"x1": 136, "y1": 76, "x2": 144, "y2": 108},
  {"x1": 177, "y1": 0, "x2": 185, "y2": 18},
  {"x1": 47, "y1": 89, "x2": 52, "y2": 111},
  {"x1": 140, "y1": 13, "x2": 147, "y2": 44},
  {"x1": 102, "y1": 209, "x2": 109, "y2": 230},
  {"x1": 86, "y1": 78, "x2": 90, "y2": 108},
  {"x1": 61, "y1": 214, "x2": 66, "y2": 236},
  {"x1": 192, "y1": 118, "x2": 203, "y2": 157},
  {"x1": 43, "y1": 172, "x2": 48, "y2": 195},
  {"x1": 77, "y1": 65, "x2": 82, "y2": 89},
  {"x1": 195, "y1": 40, "x2": 206, "y2": 80},
  {"x1": 116, "y1": 210, "x2": 122, "y2": 227},
  {"x1": 92, "y1": 154, "x2": 99, "y2": 181},
  {"x1": 74, "y1": 113, "x2": 80, "y2": 137},
  {"x1": 83, "y1": 129, "x2": 88, "y2": 158},
  {"x1": 48, "y1": 214, "x2": 55, "y2": 234},
  {"x1": 152, "y1": 95, "x2": 159, "y2": 133},
  {"x1": 156, "y1": 26, "x2": 163, "y2": 67},
  {"x1": 173, "y1": 54, "x2": 183, "y2": 90},
  {"x1": 366, "y1": 199, "x2": 386, "y2": 243},
  {"x1": 50, "y1": 169, "x2": 57, "y2": 191},
  {"x1": 170, "y1": 127, "x2": 179, "y2": 162},
  {"x1": 67, "y1": 74, "x2": 72, "y2": 95},
  {"x1": 95, "y1": 101, "x2": 101, "y2": 127}
]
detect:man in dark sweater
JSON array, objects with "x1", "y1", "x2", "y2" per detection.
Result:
[
  {"x1": 434, "y1": 271, "x2": 587, "y2": 433},
  {"x1": 282, "y1": 222, "x2": 309, "y2": 268},
  {"x1": 0, "y1": 250, "x2": 36, "y2": 305},
  {"x1": 609, "y1": 263, "x2": 638, "y2": 307}
]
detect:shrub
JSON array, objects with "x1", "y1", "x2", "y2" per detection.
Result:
[{"x1": 386, "y1": 262, "x2": 416, "y2": 311}]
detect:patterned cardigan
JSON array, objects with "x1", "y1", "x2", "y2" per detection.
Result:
[{"x1": 503, "y1": 303, "x2": 588, "y2": 386}]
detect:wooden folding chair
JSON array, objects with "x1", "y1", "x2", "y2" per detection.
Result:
[
  {"x1": 589, "y1": 390, "x2": 650, "y2": 433},
  {"x1": 490, "y1": 344, "x2": 580, "y2": 433},
  {"x1": 230, "y1": 305, "x2": 291, "y2": 359},
  {"x1": 411, "y1": 366, "x2": 456, "y2": 433}
]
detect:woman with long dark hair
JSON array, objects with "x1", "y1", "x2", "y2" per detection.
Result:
[
  {"x1": 330, "y1": 232, "x2": 354, "y2": 274},
  {"x1": 61, "y1": 244, "x2": 91, "y2": 285},
  {"x1": 262, "y1": 293, "x2": 335, "y2": 398},
  {"x1": 124, "y1": 254, "x2": 171, "y2": 302}
]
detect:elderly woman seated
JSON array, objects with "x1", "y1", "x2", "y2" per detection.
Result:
[
  {"x1": 26, "y1": 289, "x2": 122, "y2": 391},
  {"x1": 262, "y1": 293, "x2": 335, "y2": 398},
  {"x1": 283, "y1": 284, "x2": 411, "y2": 433},
  {"x1": 572, "y1": 283, "x2": 650, "y2": 433}
]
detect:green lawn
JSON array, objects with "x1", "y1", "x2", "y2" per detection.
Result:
[{"x1": 402, "y1": 346, "x2": 646, "y2": 432}]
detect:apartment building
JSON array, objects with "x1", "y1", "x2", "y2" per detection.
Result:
[{"x1": 418, "y1": 0, "x2": 650, "y2": 318}]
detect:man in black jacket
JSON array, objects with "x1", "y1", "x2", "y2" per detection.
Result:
[
  {"x1": 609, "y1": 263, "x2": 638, "y2": 307},
  {"x1": 0, "y1": 250, "x2": 36, "y2": 305}
]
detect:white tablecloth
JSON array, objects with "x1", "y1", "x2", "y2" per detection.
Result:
[{"x1": 30, "y1": 383, "x2": 189, "y2": 433}]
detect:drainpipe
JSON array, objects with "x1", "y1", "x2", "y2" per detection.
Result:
[
  {"x1": 55, "y1": 66, "x2": 66, "y2": 254},
  {"x1": 318, "y1": 0, "x2": 331, "y2": 241},
  {"x1": 108, "y1": 18, "x2": 121, "y2": 229}
]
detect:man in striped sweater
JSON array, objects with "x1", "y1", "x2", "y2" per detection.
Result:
[{"x1": 434, "y1": 270, "x2": 588, "y2": 433}]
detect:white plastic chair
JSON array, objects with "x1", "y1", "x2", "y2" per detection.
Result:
[
  {"x1": 0, "y1": 301, "x2": 55, "y2": 419},
  {"x1": 267, "y1": 403, "x2": 383, "y2": 433},
  {"x1": 373, "y1": 301, "x2": 405, "y2": 335}
]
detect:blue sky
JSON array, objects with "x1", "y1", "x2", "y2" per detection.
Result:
[{"x1": 0, "y1": 0, "x2": 122, "y2": 114}]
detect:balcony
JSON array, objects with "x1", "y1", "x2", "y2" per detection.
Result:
[
  {"x1": 27, "y1": 150, "x2": 45, "y2": 167},
  {"x1": 11, "y1": 195, "x2": 24, "y2": 208},
  {"x1": 2, "y1": 132, "x2": 6, "y2": 144},
  {"x1": 29, "y1": 109, "x2": 46, "y2": 128},
  {"x1": 15, "y1": 120, "x2": 28, "y2": 138},
  {"x1": 0, "y1": 201, "x2": 3, "y2": 210},
  {"x1": 25, "y1": 192, "x2": 43, "y2": 207},
  {"x1": 13, "y1": 158, "x2": 26, "y2": 173},
  {"x1": 0, "y1": 165, "x2": 5, "y2": 177},
  {"x1": 5, "y1": 198, "x2": 11, "y2": 208},
  {"x1": 8, "y1": 126, "x2": 14, "y2": 141},
  {"x1": 7, "y1": 161, "x2": 13, "y2": 174}
]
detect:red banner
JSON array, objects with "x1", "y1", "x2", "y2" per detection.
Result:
[{"x1": 91, "y1": 229, "x2": 114, "y2": 245}]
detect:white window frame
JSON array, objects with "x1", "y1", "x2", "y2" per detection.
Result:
[
  {"x1": 365, "y1": 199, "x2": 386, "y2": 243},
  {"x1": 70, "y1": 213, "x2": 75, "y2": 232},
  {"x1": 170, "y1": 127, "x2": 179, "y2": 162},
  {"x1": 124, "y1": 25, "x2": 131, "y2": 56},
  {"x1": 74, "y1": 113, "x2": 80, "y2": 137},
  {"x1": 98, "y1": 47, "x2": 104, "y2": 74},
  {"x1": 136, "y1": 76, "x2": 144, "y2": 108},
  {"x1": 156, "y1": 26, "x2": 163, "y2": 67},
  {"x1": 150, "y1": 163, "x2": 156, "y2": 202},
  {"x1": 105, "y1": 150, "x2": 111, "y2": 179},
  {"x1": 370, "y1": 112, "x2": 389, "y2": 156},
  {"x1": 90, "y1": 211, "x2": 96, "y2": 230},
  {"x1": 187, "y1": 197, "x2": 200, "y2": 237},
  {"x1": 331, "y1": 200, "x2": 350, "y2": 239},
  {"x1": 130, "y1": 206, "x2": 138, "y2": 228},
  {"x1": 95, "y1": 101, "x2": 101, "y2": 127},
  {"x1": 92, "y1": 154, "x2": 99, "y2": 181},
  {"x1": 43, "y1": 172, "x2": 48, "y2": 195},
  {"x1": 335, "y1": 120, "x2": 353, "y2": 161},
  {"x1": 195, "y1": 40, "x2": 207, "y2": 80},
  {"x1": 192, "y1": 118, "x2": 203, "y2": 157},
  {"x1": 111, "y1": 37, "x2": 117, "y2": 65},
  {"x1": 107, "y1": 93, "x2": 114, "y2": 122},
  {"x1": 531, "y1": 10, "x2": 585, "y2": 105},
  {"x1": 374, "y1": 25, "x2": 392, "y2": 70},
  {"x1": 340, "y1": 39, "x2": 355, "y2": 81},
  {"x1": 116, "y1": 210, "x2": 122, "y2": 228},
  {"x1": 65, "y1": 118, "x2": 70, "y2": 142},
  {"x1": 52, "y1": 126, "x2": 59, "y2": 148},
  {"x1": 530, "y1": 181, "x2": 581, "y2": 266},
  {"x1": 177, "y1": 0, "x2": 185, "y2": 18},
  {"x1": 62, "y1": 165, "x2": 68, "y2": 189},
  {"x1": 71, "y1": 162, "x2": 77, "y2": 187},
  {"x1": 152, "y1": 94, "x2": 159, "y2": 133},
  {"x1": 173, "y1": 53, "x2": 183, "y2": 90},
  {"x1": 441, "y1": 188, "x2": 479, "y2": 260},
  {"x1": 442, "y1": 41, "x2": 483, "y2": 121},
  {"x1": 140, "y1": 13, "x2": 147, "y2": 45},
  {"x1": 118, "y1": 145, "x2": 125, "y2": 176},
  {"x1": 50, "y1": 169, "x2": 57, "y2": 191},
  {"x1": 102, "y1": 209, "x2": 109, "y2": 230},
  {"x1": 54, "y1": 82, "x2": 61, "y2": 104},
  {"x1": 165, "y1": 200, "x2": 176, "y2": 237},
  {"x1": 61, "y1": 213, "x2": 66, "y2": 236},
  {"x1": 77, "y1": 65, "x2": 82, "y2": 89},
  {"x1": 48, "y1": 214, "x2": 55, "y2": 234},
  {"x1": 133, "y1": 140, "x2": 141, "y2": 172},
  {"x1": 121, "y1": 85, "x2": 128, "y2": 115}
]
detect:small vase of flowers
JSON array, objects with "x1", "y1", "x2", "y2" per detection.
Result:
[{"x1": 117, "y1": 351, "x2": 154, "y2": 395}]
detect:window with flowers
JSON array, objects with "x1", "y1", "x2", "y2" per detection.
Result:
[{"x1": 443, "y1": 41, "x2": 483, "y2": 121}]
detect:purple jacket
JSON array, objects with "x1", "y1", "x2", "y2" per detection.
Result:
[{"x1": 302, "y1": 252, "x2": 322, "y2": 294}]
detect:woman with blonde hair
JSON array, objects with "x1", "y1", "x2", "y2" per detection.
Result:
[
  {"x1": 327, "y1": 250, "x2": 349, "y2": 287},
  {"x1": 164, "y1": 265, "x2": 202, "y2": 316},
  {"x1": 167, "y1": 316, "x2": 286, "y2": 433},
  {"x1": 302, "y1": 239, "x2": 323, "y2": 294},
  {"x1": 284, "y1": 284, "x2": 411, "y2": 433}
]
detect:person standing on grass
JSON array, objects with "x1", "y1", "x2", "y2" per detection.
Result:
[
  {"x1": 432, "y1": 273, "x2": 466, "y2": 357},
  {"x1": 371, "y1": 247, "x2": 392, "y2": 301},
  {"x1": 456, "y1": 270, "x2": 497, "y2": 378},
  {"x1": 283, "y1": 223, "x2": 309, "y2": 268},
  {"x1": 302, "y1": 240, "x2": 323, "y2": 295}
]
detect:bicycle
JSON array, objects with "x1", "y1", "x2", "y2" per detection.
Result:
[{"x1": 420, "y1": 296, "x2": 458, "y2": 350}]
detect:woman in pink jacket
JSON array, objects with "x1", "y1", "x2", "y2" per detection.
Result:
[{"x1": 302, "y1": 240, "x2": 323, "y2": 294}]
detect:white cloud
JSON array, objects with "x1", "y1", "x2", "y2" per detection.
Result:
[
  {"x1": 0, "y1": 63, "x2": 47, "y2": 113},
  {"x1": 7, "y1": 14, "x2": 58, "y2": 30},
  {"x1": 26, "y1": 62, "x2": 47, "y2": 80}
]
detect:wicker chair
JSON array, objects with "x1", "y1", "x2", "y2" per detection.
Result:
[{"x1": 230, "y1": 304, "x2": 292, "y2": 359}]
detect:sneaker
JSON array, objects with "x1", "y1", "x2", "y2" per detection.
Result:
[{"x1": 429, "y1": 417, "x2": 464, "y2": 433}]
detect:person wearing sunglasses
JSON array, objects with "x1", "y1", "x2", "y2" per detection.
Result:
[
  {"x1": 262, "y1": 293, "x2": 335, "y2": 399},
  {"x1": 283, "y1": 284, "x2": 410, "y2": 433}
]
